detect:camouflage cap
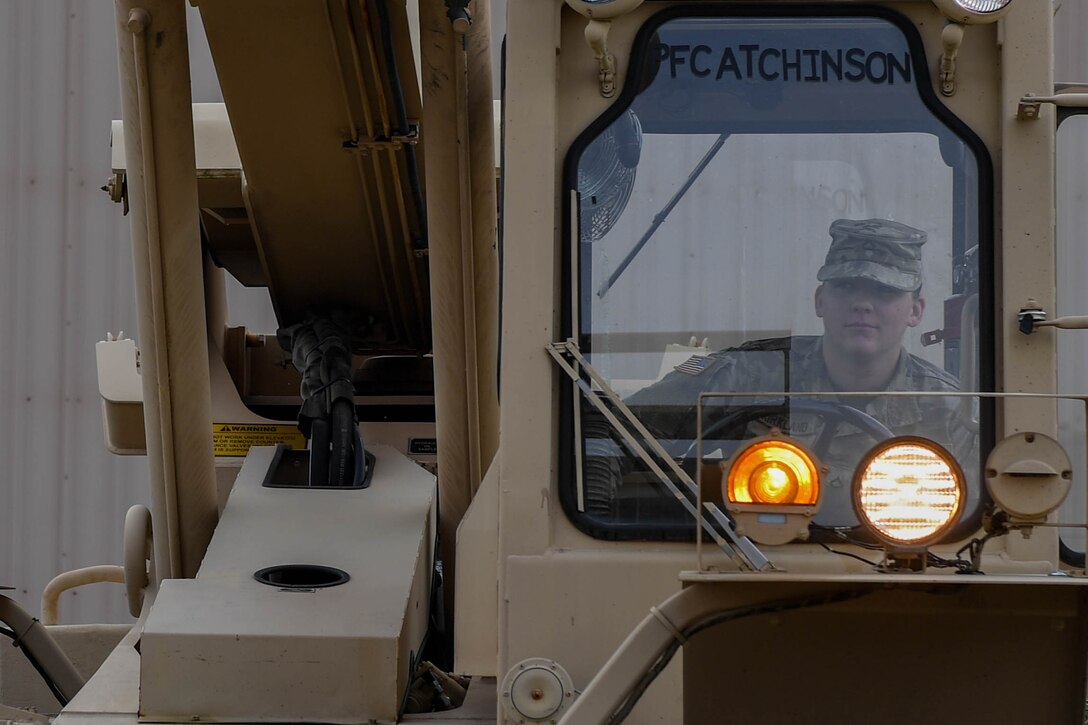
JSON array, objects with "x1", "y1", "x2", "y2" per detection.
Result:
[{"x1": 816, "y1": 218, "x2": 926, "y2": 292}]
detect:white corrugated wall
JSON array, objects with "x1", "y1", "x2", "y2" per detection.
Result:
[
  {"x1": 0, "y1": 2, "x2": 1083, "y2": 625},
  {"x1": 0, "y1": 0, "x2": 147, "y2": 625},
  {"x1": 0, "y1": 0, "x2": 235, "y2": 625}
]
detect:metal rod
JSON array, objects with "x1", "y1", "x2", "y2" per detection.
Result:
[
  {"x1": 562, "y1": 340, "x2": 771, "y2": 570},
  {"x1": 547, "y1": 346, "x2": 752, "y2": 570},
  {"x1": 598, "y1": 133, "x2": 728, "y2": 297},
  {"x1": 322, "y1": 0, "x2": 400, "y2": 342},
  {"x1": 452, "y1": 19, "x2": 483, "y2": 494},
  {"x1": 130, "y1": 8, "x2": 181, "y2": 579},
  {"x1": 343, "y1": 0, "x2": 414, "y2": 345},
  {"x1": 371, "y1": 0, "x2": 429, "y2": 341},
  {"x1": 374, "y1": 0, "x2": 428, "y2": 249}
]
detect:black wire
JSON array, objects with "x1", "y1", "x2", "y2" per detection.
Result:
[
  {"x1": 818, "y1": 542, "x2": 880, "y2": 567},
  {"x1": 605, "y1": 589, "x2": 872, "y2": 724},
  {"x1": 1059, "y1": 537, "x2": 1086, "y2": 569},
  {"x1": 810, "y1": 525, "x2": 883, "y2": 551},
  {"x1": 0, "y1": 623, "x2": 69, "y2": 706}
]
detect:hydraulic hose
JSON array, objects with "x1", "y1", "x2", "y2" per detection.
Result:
[
  {"x1": 278, "y1": 312, "x2": 366, "y2": 487},
  {"x1": 375, "y1": 0, "x2": 427, "y2": 252},
  {"x1": 328, "y1": 398, "x2": 357, "y2": 487}
]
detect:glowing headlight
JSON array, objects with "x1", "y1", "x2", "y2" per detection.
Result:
[
  {"x1": 953, "y1": 0, "x2": 1011, "y2": 12},
  {"x1": 932, "y1": 0, "x2": 1013, "y2": 24},
  {"x1": 853, "y1": 437, "x2": 965, "y2": 547},
  {"x1": 723, "y1": 438, "x2": 822, "y2": 546}
]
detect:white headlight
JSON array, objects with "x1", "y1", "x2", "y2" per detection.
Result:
[
  {"x1": 933, "y1": 0, "x2": 1014, "y2": 24},
  {"x1": 853, "y1": 437, "x2": 966, "y2": 547},
  {"x1": 955, "y1": 0, "x2": 1011, "y2": 12}
]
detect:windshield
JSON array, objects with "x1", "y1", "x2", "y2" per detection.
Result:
[{"x1": 563, "y1": 11, "x2": 991, "y2": 541}]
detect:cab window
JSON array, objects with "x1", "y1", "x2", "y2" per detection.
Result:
[{"x1": 562, "y1": 10, "x2": 992, "y2": 541}]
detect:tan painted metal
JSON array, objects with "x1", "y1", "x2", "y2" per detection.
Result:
[
  {"x1": 40, "y1": 567, "x2": 125, "y2": 626},
  {"x1": 11, "y1": 1, "x2": 1088, "y2": 723},
  {"x1": 139, "y1": 445, "x2": 435, "y2": 723},
  {"x1": 419, "y1": 0, "x2": 499, "y2": 621},
  {"x1": 196, "y1": 0, "x2": 430, "y2": 347},
  {"x1": 114, "y1": 0, "x2": 218, "y2": 581},
  {"x1": 999, "y1": 1, "x2": 1060, "y2": 563},
  {"x1": 455, "y1": 457, "x2": 499, "y2": 676},
  {"x1": 494, "y1": 3, "x2": 1088, "y2": 723}
]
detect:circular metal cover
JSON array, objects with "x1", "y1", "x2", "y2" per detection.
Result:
[
  {"x1": 986, "y1": 432, "x2": 1072, "y2": 519},
  {"x1": 501, "y1": 658, "x2": 574, "y2": 722}
]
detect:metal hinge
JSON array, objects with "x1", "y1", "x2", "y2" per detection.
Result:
[{"x1": 342, "y1": 125, "x2": 420, "y2": 154}]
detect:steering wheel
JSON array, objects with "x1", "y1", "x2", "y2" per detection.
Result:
[{"x1": 683, "y1": 397, "x2": 893, "y2": 461}]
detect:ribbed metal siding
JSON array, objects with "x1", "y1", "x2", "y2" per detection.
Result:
[
  {"x1": 0, "y1": 0, "x2": 146, "y2": 624},
  {"x1": 0, "y1": 0, "x2": 237, "y2": 625}
]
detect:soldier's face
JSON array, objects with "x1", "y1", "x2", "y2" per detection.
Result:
[{"x1": 814, "y1": 278, "x2": 924, "y2": 360}]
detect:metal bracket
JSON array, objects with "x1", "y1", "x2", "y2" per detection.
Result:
[
  {"x1": 938, "y1": 23, "x2": 964, "y2": 97},
  {"x1": 546, "y1": 339, "x2": 772, "y2": 572},
  {"x1": 1018, "y1": 94, "x2": 1044, "y2": 121},
  {"x1": 1018, "y1": 301, "x2": 1047, "y2": 334},
  {"x1": 1018, "y1": 92, "x2": 1088, "y2": 120},
  {"x1": 342, "y1": 126, "x2": 420, "y2": 154},
  {"x1": 584, "y1": 18, "x2": 617, "y2": 98}
]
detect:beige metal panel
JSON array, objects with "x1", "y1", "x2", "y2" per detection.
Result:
[
  {"x1": 140, "y1": 445, "x2": 435, "y2": 723},
  {"x1": 419, "y1": 0, "x2": 499, "y2": 627},
  {"x1": 0, "y1": 0, "x2": 149, "y2": 626},
  {"x1": 196, "y1": 0, "x2": 431, "y2": 347},
  {"x1": 504, "y1": 552, "x2": 686, "y2": 723},
  {"x1": 114, "y1": 0, "x2": 219, "y2": 580},
  {"x1": 455, "y1": 456, "x2": 499, "y2": 676},
  {"x1": 684, "y1": 580, "x2": 1088, "y2": 724},
  {"x1": 1000, "y1": 1, "x2": 1059, "y2": 563}
]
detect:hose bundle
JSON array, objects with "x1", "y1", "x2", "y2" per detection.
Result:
[{"x1": 277, "y1": 312, "x2": 367, "y2": 487}]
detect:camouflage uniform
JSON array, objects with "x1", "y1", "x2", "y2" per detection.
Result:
[
  {"x1": 626, "y1": 335, "x2": 977, "y2": 523},
  {"x1": 623, "y1": 219, "x2": 979, "y2": 525}
]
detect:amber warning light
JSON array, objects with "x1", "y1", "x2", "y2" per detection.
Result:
[{"x1": 723, "y1": 438, "x2": 822, "y2": 545}]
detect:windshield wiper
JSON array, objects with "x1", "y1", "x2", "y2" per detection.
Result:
[{"x1": 598, "y1": 132, "x2": 730, "y2": 297}]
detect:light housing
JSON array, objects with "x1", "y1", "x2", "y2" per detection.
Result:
[
  {"x1": 932, "y1": 0, "x2": 1014, "y2": 25},
  {"x1": 563, "y1": 0, "x2": 644, "y2": 20},
  {"x1": 985, "y1": 432, "x2": 1072, "y2": 521},
  {"x1": 852, "y1": 437, "x2": 966, "y2": 550},
  {"x1": 722, "y1": 436, "x2": 822, "y2": 545}
]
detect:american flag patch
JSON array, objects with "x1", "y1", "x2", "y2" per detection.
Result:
[{"x1": 674, "y1": 355, "x2": 713, "y2": 376}]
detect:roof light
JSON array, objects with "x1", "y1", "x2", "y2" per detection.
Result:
[
  {"x1": 727, "y1": 439, "x2": 819, "y2": 506},
  {"x1": 932, "y1": 0, "x2": 1014, "y2": 24},
  {"x1": 985, "y1": 432, "x2": 1072, "y2": 521},
  {"x1": 723, "y1": 437, "x2": 822, "y2": 545}
]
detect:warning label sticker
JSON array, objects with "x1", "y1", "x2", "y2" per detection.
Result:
[{"x1": 213, "y1": 423, "x2": 306, "y2": 457}]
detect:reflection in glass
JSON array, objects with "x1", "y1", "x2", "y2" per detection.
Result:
[{"x1": 570, "y1": 15, "x2": 985, "y2": 539}]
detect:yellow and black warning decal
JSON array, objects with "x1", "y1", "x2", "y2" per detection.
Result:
[{"x1": 212, "y1": 423, "x2": 306, "y2": 457}]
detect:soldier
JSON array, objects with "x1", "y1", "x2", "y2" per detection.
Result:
[{"x1": 626, "y1": 218, "x2": 977, "y2": 525}]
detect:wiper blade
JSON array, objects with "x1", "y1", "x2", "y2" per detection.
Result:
[{"x1": 597, "y1": 133, "x2": 729, "y2": 297}]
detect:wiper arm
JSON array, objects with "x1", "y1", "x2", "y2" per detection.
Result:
[{"x1": 597, "y1": 133, "x2": 730, "y2": 297}]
